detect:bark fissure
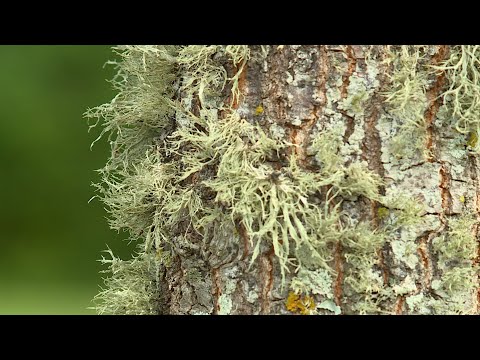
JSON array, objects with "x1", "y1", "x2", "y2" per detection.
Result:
[
  {"x1": 361, "y1": 49, "x2": 388, "y2": 219},
  {"x1": 439, "y1": 164, "x2": 453, "y2": 219},
  {"x1": 424, "y1": 45, "x2": 449, "y2": 162},
  {"x1": 212, "y1": 268, "x2": 221, "y2": 315},
  {"x1": 260, "y1": 246, "x2": 274, "y2": 314},
  {"x1": 291, "y1": 119, "x2": 316, "y2": 165},
  {"x1": 290, "y1": 46, "x2": 329, "y2": 167},
  {"x1": 394, "y1": 295, "x2": 406, "y2": 315},
  {"x1": 263, "y1": 47, "x2": 290, "y2": 128},
  {"x1": 334, "y1": 242, "x2": 344, "y2": 307},
  {"x1": 378, "y1": 249, "x2": 389, "y2": 286},
  {"x1": 341, "y1": 46, "x2": 357, "y2": 99},
  {"x1": 236, "y1": 222, "x2": 250, "y2": 260},
  {"x1": 341, "y1": 46, "x2": 357, "y2": 143},
  {"x1": 362, "y1": 93, "x2": 386, "y2": 179},
  {"x1": 417, "y1": 232, "x2": 434, "y2": 291},
  {"x1": 361, "y1": 50, "x2": 390, "y2": 299}
]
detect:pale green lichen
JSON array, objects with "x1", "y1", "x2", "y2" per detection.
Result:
[
  {"x1": 384, "y1": 46, "x2": 429, "y2": 126},
  {"x1": 247, "y1": 290, "x2": 259, "y2": 304},
  {"x1": 86, "y1": 46, "x2": 178, "y2": 172},
  {"x1": 392, "y1": 275, "x2": 417, "y2": 296},
  {"x1": 431, "y1": 213, "x2": 478, "y2": 314},
  {"x1": 381, "y1": 194, "x2": 425, "y2": 229},
  {"x1": 309, "y1": 124, "x2": 344, "y2": 175},
  {"x1": 87, "y1": 45, "x2": 251, "y2": 314},
  {"x1": 317, "y1": 300, "x2": 341, "y2": 315},
  {"x1": 342, "y1": 222, "x2": 389, "y2": 313},
  {"x1": 88, "y1": 45, "x2": 478, "y2": 315},
  {"x1": 309, "y1": 124, "x2": 383, "y2": 201},
  {"x1": 390, "y1": 239, "x2": 418, "y2": 270},
  {"x1": 433, "y1": 45, "x2": 480, "y2": 152},
  {"x1": 176, "y1": 45, "x2": 226, "y2": 109},
  {"x1": 435, "y1": 214, "x2": 477, "y2": 261},
  {"x1": 304, "y1": 121, "x2": 427, "y2": 314},
  {"x1": 383, "y1": 45, "x2": 430, "y2": 160},
  {"x1": 92, "y1": 247, "x2": 159, "y2": 315},
  {"x1": 405, "y1": 293, "x2": 424, "y2": 312},
  {"x1": 217, "y1": 294, "x2": 233, "y2": 315},
  {"x1": 403, "y1": 212, "x2": 478, "y2": 315},
  {"x1": 204, "y1": 135, "x2": 342, "y2": 281},
  {"x1": 269, "y1": 123, "x2": 286, "y2": 141},
  {"x1": 177, "y1": 45, "x2": 249, "y2": 109},
  {"x1": 290, "y1": 268, "x2": 334, "y2": 297},
  {"x1": 217, "y1": 272, "x2": 238, "y2": 315},
  {"x1": 339, "y1": 75, "x2": 369, "y2": 117}
]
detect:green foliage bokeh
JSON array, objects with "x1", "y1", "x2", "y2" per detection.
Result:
[{"x1": 0, "y1": 45, "x2": 131, "y2": 314}]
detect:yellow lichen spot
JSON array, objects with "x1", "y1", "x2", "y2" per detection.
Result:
[
  {"x1": 255, "y1": 105, "x2": 264, "y2": 116},
  {"x1": 467, "y1": 131, "x2": 478, "y2": 148},
  {"x1": 377, "y1": 207, "x2": 389, "y2": 219},
  {"x1": 459, "y1": 195, "x2": 465, "y2": 203},
  {"x1": 286, "y1": 291, "x2": 316, "y2": 315}
]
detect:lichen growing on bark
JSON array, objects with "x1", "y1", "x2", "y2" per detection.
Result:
[
  {"x1": 92, "y1": 247, "x2": 160, "y2": 315},
  {"x1": 430, "y1": 213, "x2": 478, "y2": 314},
  {"x1": 382, "y1": 45, "x2": 430, "y2": 160},
  {"x1": 87, "y1": 45, "x2": 479, "y2": 315},
  {"x1": 433, "y1": 45, "x2": 480, "y2": 152}
]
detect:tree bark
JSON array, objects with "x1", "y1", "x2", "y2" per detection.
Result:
[{"x1": 91, "y1": 45, "x2": 480, "y2": 315}]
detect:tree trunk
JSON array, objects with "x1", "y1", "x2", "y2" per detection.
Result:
[{"x1": 90, "y1": 45, "x2": 480, "y2": 315}]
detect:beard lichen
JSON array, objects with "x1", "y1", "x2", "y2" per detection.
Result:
[
  {"x1": 383, "y1": 45, "x2": 430, "y2": 161},
  {"x1": 86, "y1": 45, "x2": 254, "y2": 314},
  {"x1": 430, "y1": 213, "x2": 478, "y2": 314},
  {"x1": 92, "y1": 247, "x2": 160, "y2": 315},
  {"x1": 87, "y1": 45, "x2": 479, "y2": 315},
  {"x1": 433, "y1": 45, "x2": 480, "y2": 153}
]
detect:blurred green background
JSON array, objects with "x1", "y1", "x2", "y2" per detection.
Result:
[{"x1": 0, "y1": 46, "x2": 133, "y2": 314}]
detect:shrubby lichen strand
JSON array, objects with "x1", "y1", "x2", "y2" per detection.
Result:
[
  {"x1": 86, "y1": 46, "x2": 178, "y2": 171},
  {"x1": 92, "y1": 247, "x2": 159, "y2": 315},
  {"x1": 383, "y1": 45, "x2": 429, "y2": 160},
  {"x1": 87, "y1": 45, "x2": 252, "y2": 314},
  {"x1": 434, "y1": 45, "x2": 480, "y2": 152},
  {"x1": 430, "y1": 213, "x2": 478, "y2": 314}
]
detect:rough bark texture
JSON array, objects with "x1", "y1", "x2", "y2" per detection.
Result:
[{"x1": 90, "y1": 45, "x2": 480, "y2": 315}]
